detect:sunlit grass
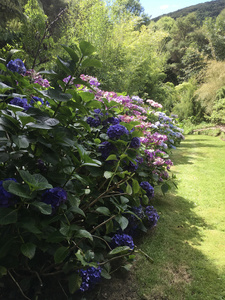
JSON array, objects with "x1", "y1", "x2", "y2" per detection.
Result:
[{"x1": 136, "y1": 135, "x2": 225, "y2": 300}]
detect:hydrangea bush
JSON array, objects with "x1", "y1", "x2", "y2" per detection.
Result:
[{"x1": 0, "y1": 42, "x2": 184, "y2": 298}]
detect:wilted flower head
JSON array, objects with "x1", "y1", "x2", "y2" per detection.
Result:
[
  {"x1": 111, "y1": 233, "x2": 135, "y2": 250},
  {"x1": 140, "y1": 181, "x2": 154, "y2": 199},
  {"x1": 9, "y1": 97, "x2": 31, "y2": 111},
  {"x1": 107, "y1": 124, "x2": 129, "y2": 139},
  {"x1": 7, "y1": 59, "x2": 26, "y2": 75},
  {"x1": 0, "y1": 178, "x2": 18, "y2": 207},
  {"x1": 41, "y1": 187, "x2": 67, "y2": 212},
  {"x1": 79, "y1": 266, "x2": 102, "y2": 292}
]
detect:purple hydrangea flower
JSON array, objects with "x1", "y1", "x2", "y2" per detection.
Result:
[
  {"x1": 126, "y1": 160, "x2": 139, "y2": 172},
  {"x1": 111, "y1": 233, "x2": 135, "y2": 250},
  {"x1": 79, "y1": 266, "x2": 102, "y2": 292},
  {"x1": 7, "y1": 59, "x2": 26, "y2": 74},
  {"x1": 41, "y1": 187, "x2": 67, "y2": 212},
  {"x1": 98, "y1": 141, "x2": 116, "y2": 160},
  {"x1": 130, "y1": 137, "x2": 141, "y2": 149},
  {"x1": 124, "y1": 205, "x2": 145, "y2": 236},
  {"x1": 9, "y1": 97, "x2": 31, "y2": 111},
  {"x1": 140, "y1": 181, "x2": 154, "y2": 199},
  {"x1": 0, "y1": 178, "x2": 18, "y2": 207},
  {"x1": 87, "y1": 116, "x2": 101, "y2": 127},
  {"x1": 145, "y1": 206, "x2": 159, "y2": 228},
  {"x1": 30, "y1": 96, "x2": 44, "y2": 105},
  {"x1": 107, "y1": 124, "x2": 129, "y2": 139}
]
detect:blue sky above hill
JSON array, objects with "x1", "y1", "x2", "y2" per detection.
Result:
[{"x1": 140, "y1": 0, "x2": 212, "y2": 18}]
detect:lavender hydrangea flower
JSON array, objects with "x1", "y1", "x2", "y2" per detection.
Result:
[
  {"x1": 79, "y1": 266, "x2": 102, "y2": 292},
  {"x1": 140, "y1": 181, "x2": 154, "y2": 199},
  {"x1": 130, "y1": 137, "x2": 141, "y2": 149},
  {"x1": 111, "y1": 233, "x2": 135, "y2": 250},
  {"x1": 41, "y1": 187, "x2": 67, "y2": 212},
  {"x1": 0, "y1": 178, "x2": 18, "y2": 207},
  {"x1": 107, "y1": 124, "x2": 129, "y2": 139},
  {"x1": 86, "y1": 116, "x2": 101, "y2": 127},
  {"x1": 7, "y1": 59, "x2": 26, "y2": 74},
  {"x1": 9, "y1": 97, "x2": 31, "y2": 111},
  {"x1": 145, "y1": 206, "x2": 159, "y2": 228}
]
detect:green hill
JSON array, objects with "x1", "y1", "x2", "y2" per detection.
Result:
[{"x1": 153, "y1": 0, "x2": 225, "y2": 21}]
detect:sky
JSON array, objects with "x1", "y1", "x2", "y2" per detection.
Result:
[{"x1": 140, "y1": 0, "x2": 212, "y2": 18}]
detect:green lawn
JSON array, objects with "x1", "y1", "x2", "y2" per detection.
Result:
[{"x1": 136, "y1": 135, "x2": 225, "y2": 300}]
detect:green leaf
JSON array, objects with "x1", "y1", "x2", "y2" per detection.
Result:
[
  {"x1": 108, "y1": 246, "x2": 131, "y2": 256},
  {"x1": 115, "y1": 215, "x2": 129, "y2": 230},
  {"x1": 26, "y1": 122, "x2": 52, "y2": 130},
  {"x1": 61, "y1": 45, "x2": 80, "y2": 63},
  {"x1": 0, "y1": 266, "x2": 7, "y2": 278},
  {"x1": 46, "y1": 87, "x2": 72, "y2": 102},
  {"x1": 79, "y1": 40, "x2": 96, "y2": 56},
  {"x1": 81, "y1": 58, "x2": 102, "y2": 68},
  {"x1": 132, "y1": 179, "x2": 140, "y2": 194},
  {"x1": 79, "y1": 92, "x2": 95, "y2": 102},
  {"x1": 69, "y1": 206, "x2": 85, "y2": 217},
  {"x1": 16, "y1": 111, "x2": 35, "y2": 126},
  {"x1": 0, "y1": 82, "x2": 13, "y2": 92},
  {"x1": 7, "y1": 182, "x2": 31, "y2": 198},
  {"x1": 21, "y1": 242, "x2": 36, "y2": 259},
  {"x1": 86, "y1": 100, "x2": 102, "y2": 109},
  {"x1": 0, "y1": 208, "x2": 18, "y2": 225},
  {"x1": 75, "y1": 229, "x2": 93, "y2": 241},
  {"x1": 18, "y1": 170, "x2": 52, "y2": 190},
  {"x1": 12, "y1": 135, "x2": 29, "y2": 149},
  {"x1": 46, "y1": 231, "x2": 65, "y2": 243},
  {"x1": 68, "y1": 273, "x2": 82, "y2": 294},
  {"x1": 161, "y1": 183, "x2": 170, "y2": 194},
  {"x1": 126, "y1": 183, "x2": 132, "y2": 195},
  {"x1": 104, "y1": 171, "x2": 113, "y2": 179},
  {"x1": 56, "y1": 56, "x2": 71, "y2": 74},
  {"x1": 101, "y1": 269, "x2": 111, "y2": 279},
  {"x1": 106, "y1": 219, "x2": 114, "y2": 234},
  {"x1": 44, "y1": 118, "x2": 59, "y2": 127},
  {"x1": 31, "y1": 201, "x2": 52, "y2": 215},
  {"x1": 106, "y1": 154, "x2": 117, "y2": 161},
  {"x1": 96, "y1": 206, "x2": 110, "y2": 216},
  {"x1": 54, "y1": 246, "x2": 69, "y2": 264}
]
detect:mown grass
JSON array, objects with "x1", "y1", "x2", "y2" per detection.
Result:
[{"x1": 136, "y1": 135, "x2": 225, "y2": 300}]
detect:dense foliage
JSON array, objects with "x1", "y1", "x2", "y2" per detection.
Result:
[{"x1": 0, "y1": 41, "x2": 184, "y2": 299}]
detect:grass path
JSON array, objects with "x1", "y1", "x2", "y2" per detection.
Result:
[{"x1": 136, "y1": 135, "x2": 225, "y2": 300}]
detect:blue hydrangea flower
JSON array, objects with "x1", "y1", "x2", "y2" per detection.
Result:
[
  {"x1": 140, "y1": 181, "x2": 154, "y2": 199},
  {"x1": 7, "y1": 59, "x2": 26, "y2": 74},
  {"x1": 130, "y1": 137, "x2": 141, "y2": 149},
  {"x1": 124, "y1": 205, "x2": 145, "y2": 236},
  {"x1": 9, "y1": 97, "x2": 31, "y2": 111},
  {"x1": 87, "y1": 116, "x2": 101, "y2": 127},
  {"x1": 145, "y1": 206, "x2": 159, "y2": 228},
  {"x1": 0, "y1": 178, "x2": 18, "y2": 207},
  {"x1": 110, "y1": 233, "x2": 135, "y2": 250},
  {"x1": 126, "y1": 160, "x2": 139, "y2": 172},
  {"x1": 41, "y1": 187, "x2": 67, "y2": 212},
  {"x1": 98, "y1": 141, "x2": 116, "y2": 160},
  {"x1": 30, "y1": 96, "x2": 44, "y2": 105},
  {"x1": 107, "y1": 124, "x2": 129, "y2": 139},
  {"x1": 79, "y1": 266, "x2": 102, "y2": 292}
]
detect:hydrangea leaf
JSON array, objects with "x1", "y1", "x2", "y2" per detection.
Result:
[
  {"x1": 54, "y1": 246, "x2": 69, "y2": 264},
  {"x1": 21, "y1": 242, "x2": 36, "y2": 259},
  {"x1": 31, "y1": 201, "x2": 52, "y2": 215},
  {"x1": 81, "y1": 58, "x2": 102, "y2": 68},
  {"x1": 106, "y1": 154, "x2": 117, "y2": 161},
  {"x1": 96, "y1": 206, "x2": 110, "y2": 216},
  {"x1": 0, "y1": 82, "x2": 13, "y2": 92},
  {"x1": 79, "y1": 40, "x2": 96, "y2": 56},
  {"x1": 115, "y1": 215, "x2": 129, "y2": 230},
  {"x1": 101, "y1": 269, "x2": 111, "y2": 279},
  {"x1": 126, "y1": 183, "x2": 132, "y2": 195},
  {"x1": 16, "y1": 111, "x2": 35, "y2": 126},
  {"x1": 132, "y1": 179, "x2": 140, "y2": 194},
  {"x1": 79, "y1": 91, "x2": 95, "y2": 102},
  {"x1": 108, "y1": 246, "x2": 131, "y2": 256},
  {"x1": 75, "y1": 229, "x2": 93, "y2": 241},
  {"x1": 61, "y1": 45, "x2": 80, "y2": 63},
  {"x1": 104, "y1": 171, "x2": 113, "y2": 179},
  {"x1": 68, "y1": 273, "x2": 82, "y2": 294},
  {"x1": 0, "y1": 208, "x2": 18, "y2": 225},
  {"x1": 7, "y1": 182, "x2": 31, "y2": 199},
  {"x1": 0, "y1": 266, "x2": 7, "y2": 278}
]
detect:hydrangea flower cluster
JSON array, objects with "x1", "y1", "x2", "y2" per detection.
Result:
[
  {"x1": 98, "y1": 141, "x2": 116, "y2": 160},
  {"x1": 130, "y1": 137, "x2": 141, "y2": 149},
  {"x1": 0, "y1": 178, "x2": 18, "y2": 208},
  {"x1": 145, "y1": 206, "x2": 160, "y2": 227},
  {"x1": 7, "y1": 59, "x2": 26, "y2": 75},
  {"x1": 126, "y1": 160, "x2": 139, "y2": 172},
  {"x1": 30, "y1": 96, "x2": 44, "y2": 105},
  {"x1": 9, "y1": 97, "x2": 31, "y2": 111},
  {"x1": 140, "y1": 181, "x2": 154, "y2": 199},
  {"x1": 78, "y1": 266, "x2": 102, "y2": 292},
  {"x1": 110, "y1": 233, "x2": 135, "y2": 250},
  {"x1": 25, "y1": 69, "x2": 50, "y2": 88},
  {"x1": 107, "y1": 124, "x2": 129, "y2": 139},
  {"x1": 41, "y1": 187, "x2": 67, "y2": 212}
]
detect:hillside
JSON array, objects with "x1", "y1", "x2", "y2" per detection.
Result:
[{"x1": 153, "y1": 0, "x2": 225, "y2": 21}]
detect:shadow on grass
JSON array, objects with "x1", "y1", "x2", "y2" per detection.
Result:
[
  {"x1": 135, "y1": 192, "x2": 225, "y2": 300},
  {"x1": 181, "y1": 137, "x2": 224, "y2": 148}
]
